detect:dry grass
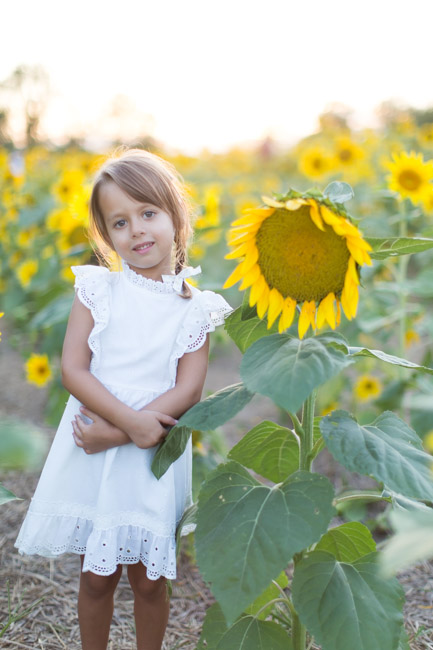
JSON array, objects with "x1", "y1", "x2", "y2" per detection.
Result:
[
  {"x1": 0, "y1": 471, "x2": 213, "y2": 649},
  {"x1": 1, "y1": 471, "x2": 432, "y2": 649}
]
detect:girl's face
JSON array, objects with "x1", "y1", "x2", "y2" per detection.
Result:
[{"x1": 98, "y1": 181, "x2": 175, "y2": 281}]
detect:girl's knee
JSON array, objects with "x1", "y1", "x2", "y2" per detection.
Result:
[
  {"x1": 127, "y1": 563, "x2": 166, "y2": 600},
  {"x1": 80, "y1": 565, "x2": 122, "y2": 598}
]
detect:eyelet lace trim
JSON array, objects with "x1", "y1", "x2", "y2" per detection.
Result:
[
  {"x1": 16, "y1": 516, "x2": 177, "y2": 579},
  {"x1": 72, "y1": 265, "x2": 112, "y2": 373},
  {"x1": 170, "y1": 291, "x2": 232, "y2": 370},
  {"x1": 122, "y1": 260, "x2": 178, "y2": 293}
]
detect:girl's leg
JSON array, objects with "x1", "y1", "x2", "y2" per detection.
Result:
[
  {"x1": 78, "y1": 556, "x2": 123, "y2": 650},
  {"x1": 127, "y1": 562, "x2": 169, "y2": 650}
]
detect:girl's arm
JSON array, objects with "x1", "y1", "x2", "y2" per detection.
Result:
[
  {"x1": 63, "y1": 295, "x2": 176, "y2": 449},
  {"x1": 72, "y1": 335, "x2": 210, "y2": 454}
]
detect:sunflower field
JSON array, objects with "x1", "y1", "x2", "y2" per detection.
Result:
[{"x1": 2, "y1": 108, "x2": 433, "y2": 649}]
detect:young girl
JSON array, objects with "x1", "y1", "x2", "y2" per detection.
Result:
[{"x1": 15, "y1": 148, "x2": 232, "y2": 650}]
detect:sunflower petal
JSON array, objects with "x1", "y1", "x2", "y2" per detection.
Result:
[
  {"x1": 347, "y1": 256, "x2": 360, "y2": 285},
  {"x1": 267, "y1": 288, "x2": 284, "y2": 329},
  {"x1": 223, "y1": 263, "x2": 245, "y2": 289},
  {"x1": 240, "y1": 246, "x2": 259, "y2": 274},
  {"x1": 231, "y1": 209, "x2": 273, "y2": 227},
  {"x1": 336, "y1": 299, "x2": 341, "y2": 326},
  {"x1": 249, "y1": 275, "x2": 267, "y2": 307},
  {"x1": 239, "y1": 264, "x2": 261, "y2": 290},
  {"x1": 225, "y1": 241, "x2": 255, "y2": 259},
  {"x1": 317, "y1": 292, "x2": 336, "y2": 330},
  {"x1": 346, "y1": 239, "x2": 366, "y2": 266},
  {"x1": 308, "y1": 200, "x2": 325, "y2": 231},
  {"x1": 256, "y1": 285, "x2": 270, "y2": 319},
  {"x1": 278, "y1": 297, "x2": 297, "y2": 332},
  {"x1": 298, "y1": 300, "x2": 316, "y2": 339},
  {"x1": 227, "y1": 231, "x2": 256, "y2": 246},
  {"x1": 261, "y1": 196, "x2": 284, "y2": 208},
  {"x1": 285, "y1": 198, "x2": 307, "y2": 211}
]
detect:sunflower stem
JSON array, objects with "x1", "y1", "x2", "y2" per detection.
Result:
[
  {"x1": 291, "y1": 608, "x2": 306, "y2": 650},
  {"x1": 299, "y1": 391, "x2": 316, "y2": 472},
  {"x1": 397, "y1": 205, "x2": 409, "y2": 384}
]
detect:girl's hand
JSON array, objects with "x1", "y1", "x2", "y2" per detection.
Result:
[
  {"x1": 127, "y1": 409, "x2": 177, "y2": 449},
  {"x1": 72, "y1": 407, "x2": 130, "y2": 454}
]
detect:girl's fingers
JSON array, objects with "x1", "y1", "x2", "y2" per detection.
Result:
[
  {"x1": 158, "y1": 413, "x2": 178, "y2": 427},
  {"x1": 79, "y1": 406, "x2": 97, "y2": 420}
]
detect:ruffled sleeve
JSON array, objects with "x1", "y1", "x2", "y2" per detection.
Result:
[
  {"x1": 71, "y1": 265, "x2": 113, "y2": 370},
  {"x1": 174, "y1": 290, "x2": 232, "y2": 358}
]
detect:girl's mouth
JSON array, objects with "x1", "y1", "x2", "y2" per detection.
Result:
[{"x1": 133, "y1": 242, "x2": 154, "y2": 253}]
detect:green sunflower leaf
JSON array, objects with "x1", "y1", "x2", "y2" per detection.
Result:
[
  {"x1": 241, "y1": 334, "x2": 352, "y2": 414},
  {"x1": 225, "y1": 305, "x2": 279, "y2": 352},
  {"x1": 315, "y1": 522, "x2": 376, "y2": 562},
  {"x1": 179, "y1": 382, "x2": 255, "y2": 429},
  {"x1": 152, "y1": 425, "x2": 192, "y2": 479},
  {"x1": 366, "y1": 236, "x2": 433, "y2": 259},
  {"x1": 152, "y1": 383, "x2": 255, "y2": 478},
  {"x1": 228, "y1": 420, "x2": 299, "y2": 483},
  {"x1": 243, "y1": 571, "x2": 289, "y2": 619},
  {"x1": 320, "y1": 410, "x2": 433, "y2": 500},
  {"x1": 324, "y1": 181, "x2": 355, "y2": 204},
  {"x1": 381, "y1": 508, "x2": 433, "y2": 576},
  {"x1": 349, "y1": 346, "x2": 433, "y2": 375},
  {"x1": 196, "y1": 602, "x2": 228, "y2": 649},
  {"x1": 195, "y1": 462, "x2": 335, "y2": 624},
  {"x1": 0, "y1": 483, "x2": 20, "y2": 506},
  {"x1": 216, "y1": 616, "x2": 292, "y2": 649},
  {"x1": 292, "y1": 551, "x2": 404, "y2": 650}
]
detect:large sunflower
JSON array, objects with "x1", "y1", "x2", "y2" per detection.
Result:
[
  {"x1": 385, "y1": 151, "x2": 433, "y2": 204},
  {"x1": 224, "y1": 191, "x2": 372, "y2": 338}
]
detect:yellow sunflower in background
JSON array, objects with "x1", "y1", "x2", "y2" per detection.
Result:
[
  {"x1": 354, "y1": 375, "x2": 383, "y2": 401},
  {"x1": 418, "y1": 123, "x2": 433, "y2": 148},
  {"x1": 385, "y1": 151, "x2": 433, "y2": 205},
  {"x1": 0, "y1": 312, "x2": 4, "y2": 341},
  {"x1": 333, "y1": 136, "x2": 365, "y2": 168},
  {"x1": 25, "y1": 353, "x2": 52, "y2": 387},
  {"x1": 224, "y1": 190, "x2": 372, "y2": 338},
  {"x1": 16, "y1": 259, "x2": 38, "y2": 288},
  {"x1": 298, "y1": 146, "x2": 332, "y2": 179}
]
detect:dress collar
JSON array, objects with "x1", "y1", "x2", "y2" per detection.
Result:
[{"x1": 122, "y1": 260, "x2": 201, "y2": 294}]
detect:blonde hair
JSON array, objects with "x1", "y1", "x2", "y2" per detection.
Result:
[{"x1": 89, "y1": 147, "x2": 193, "y2": 298}]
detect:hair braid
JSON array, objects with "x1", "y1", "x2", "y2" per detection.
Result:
[{"x1": 175, "y1": 236, "x2": 192, "y2": 299}]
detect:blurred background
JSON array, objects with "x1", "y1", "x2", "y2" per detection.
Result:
[{"x1": 1, "y1": 0, "x2": 433, "y2": 475}]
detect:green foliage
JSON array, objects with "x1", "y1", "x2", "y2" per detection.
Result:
[
  {"x1": 241, "y1": 334, "x2": 352, "y2": 414},
  {"x1": 381, "y1": 508, "x2": 433, "y2": 576},
  {"x1": 152, "y1": 383, "x2": 254, "y2": 478},
  {"x1": 324, "y1": 180, "x2": 354, "y2": 204},
  {"x1": 320, "y1": 410, "x2": 433, "y2": 500},
  {"x1": 215, "y1": 616, "x2": 292, "y2": 649},
  {"x1": 243, "y1": 572, "x2": 289, "y2": 619},
  {"x1": 349, "y1": 346, "x2": 433, "y2": 375},
  {"x1": 224, "y1": 303, "x2": 279, "y2": 353},
  {"x1": 0, "y1": 416, "x2": 48, "y2": 471},
  {"x1": 292, "y1": 551, "x2": 404, "y2": 650},
  {"x1": 366, "y1": 236, "x2": 433, "y2": 259},
  {"x1": 196, "y1": 602, "x2": 228, "y2": 649},
  {"x1": 315, "y1": 522, "x2": 376, "y2": 562},
  {"x1": 228, "y1": 421, "x2": 299, "y2": 483},
  {"x1": 195, "y1": 462, "x2": 335, "y2": 624},
  {"x1": 0, "y1": 484, "x2": 19, "y2": 505}
]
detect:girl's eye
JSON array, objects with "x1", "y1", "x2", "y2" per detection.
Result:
[
  {"x1": 143, "y1": 211, "x2": 155, "y2": 219},
  {"x1": 114, "y1": 219, "x2": 126, "y2": 228}
]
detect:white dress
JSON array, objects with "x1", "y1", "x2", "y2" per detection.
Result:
[{"x1": 15, "y1": 261, "x2": 231, "y2": 579}]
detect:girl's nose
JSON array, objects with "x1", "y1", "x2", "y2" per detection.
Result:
[{"x1": 132, "y1": 217, "x2": 146, "y2": 236}]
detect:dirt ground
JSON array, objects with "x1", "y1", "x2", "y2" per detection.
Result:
[{"x1": 1, "y1": 339, "x2": 432, "y2": 648}]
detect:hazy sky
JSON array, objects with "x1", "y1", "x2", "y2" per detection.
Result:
[{"x1": 2, "y1": 0, "x2": 432, "y2": 153}]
